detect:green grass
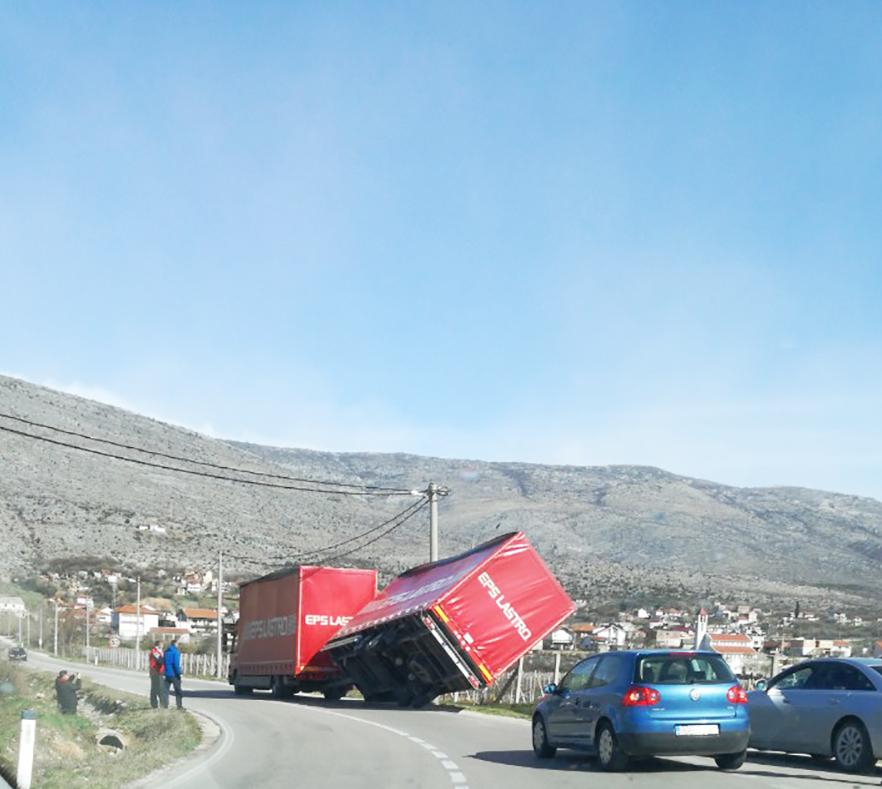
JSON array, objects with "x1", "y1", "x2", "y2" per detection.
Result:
[
  {"x1": 0, "y1": 659, "x2": 201, "y2": 789},
  {"x1": 438, "y1": 699, "x2": 533, "y2": 719}
]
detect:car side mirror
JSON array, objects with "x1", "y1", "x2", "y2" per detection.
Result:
[
  {"x1": 543, "y1": 683, "x2": 558, "y2": 695},
  {"x1": 754, "y1": 679, "x2": 767, "y2": 691}
]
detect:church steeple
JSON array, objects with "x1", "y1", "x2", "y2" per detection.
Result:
[{"x1": 693, "y1": 606, "x2": 709, "y2": 649}]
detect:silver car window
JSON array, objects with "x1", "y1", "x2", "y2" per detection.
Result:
[
  {"x1": 812, "y1": 663, "x2": 875, "y2": 691},
  {"x1": 769, "y1": 664, "x2": 815, "y2": 690}
]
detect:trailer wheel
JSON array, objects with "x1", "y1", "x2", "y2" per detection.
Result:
[
  {"x1": 270, "y1": 677, "x2": 288, "y2": 699},
  {"x1": 234, "y1": 684, "x2": 253, "y2": 696},
  {"x1": 323, "y1": 687, "x2": 345, "y2": 701},
  {"x1": 410, "y1": 693, "x2": 433, "y2": 709}
]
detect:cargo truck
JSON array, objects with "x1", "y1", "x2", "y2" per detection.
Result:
[
  {"x1": 325, "y1": 531, "x2": 575, "y2": 707},
  {"x1": 229, "y1": 565, "x2": 377, "y2": 700}
]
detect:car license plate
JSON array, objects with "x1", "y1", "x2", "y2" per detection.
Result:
[{"x1": 675, "y1": 724, "x2": 719, "y2": 736}]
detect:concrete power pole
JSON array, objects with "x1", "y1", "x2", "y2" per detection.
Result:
[
  {"x1": 53, "y1": 602, "x2": 59, "y2": 656},
  {"x1": 135, "y1": 576, "x2": 142, "y2": 666},
  {"x1": 85, "y1": 603, "x2": 90, "y2": 654},
  {"x1": 216, "y1": 552, "x2": 224, "y2": 679},
  {"x1": 38, "y1": 605, "x2": 43, "y2": 649},
  {"x1": 426, "y1": 483, "x2": 449, "y2": 563}
]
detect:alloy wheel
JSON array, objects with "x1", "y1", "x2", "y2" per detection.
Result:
[
  {"x1": 835, "y1": 725, "x2": 864, "y2": 770},
  {"x1": 598, "y1": 729, "x2": 614, "y2": 765}
]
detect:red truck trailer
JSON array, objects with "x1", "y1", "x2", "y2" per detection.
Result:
[
  {"x1": 230, "y1": 565, "x2": 377, "y2": 700},
  {"x1": 325, "y1": 531, "x2": 575, "y2": 707}
]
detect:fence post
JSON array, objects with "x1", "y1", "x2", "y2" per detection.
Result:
[
  {"x1": 554, "y1": 651, "x2": 561, "y2": 684},
  {"x1": 514, "y1": 657, "x2": 524, "y2": 704},
  {"x1": 16, "y1": 709, "x2": 37, "y2": 789}
]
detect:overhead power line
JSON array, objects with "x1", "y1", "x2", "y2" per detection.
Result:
[
  {"x1": 222, "y1": 498, "x2": 429, "y2": 569},
  {"x1": 0, "y1": 411, "x2": 411, "y2": 493},
  {"x1": 313, "y1": 497, "x2": 431, "y2": 564},
  {"x1": 0, "y1": 423, "x2": 409, "y2": 496},
  {"x1": 271, "y1": 496, "x2": 429, "y2": 563}
]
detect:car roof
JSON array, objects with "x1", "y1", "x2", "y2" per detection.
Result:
[{"x1": 804, "y1": 657, "x2": 882, "y2": 667}]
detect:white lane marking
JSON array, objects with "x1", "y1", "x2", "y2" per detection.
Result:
[{"x1": 302, "y1": 705, "x2": 470, "y2": 788}]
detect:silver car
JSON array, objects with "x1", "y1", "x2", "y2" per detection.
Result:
[{"x1": 748, "y1": 658, "x2": 882, "y2": 772}]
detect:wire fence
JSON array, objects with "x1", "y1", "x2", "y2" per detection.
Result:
[{"x1": 81, "y1": 645, "x2": 231, "y2": 679}]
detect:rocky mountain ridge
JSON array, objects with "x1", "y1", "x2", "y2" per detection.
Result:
[{"x1": 2, "y1": 374, "x2": 881, "y2": 610}]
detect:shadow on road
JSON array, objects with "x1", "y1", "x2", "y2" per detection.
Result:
[
  {"x1": 469, "y1": 749, "x2": 882, "y2": 784},
  {"x1": 740, "y1": 752, "x2": 882, "y2": 785},
  {"x1": 469, "y1": 750, "x2": 709, "y2": 774},
  {"x1": 180, "y1": 689, "x2": 242, "y2": 700}
]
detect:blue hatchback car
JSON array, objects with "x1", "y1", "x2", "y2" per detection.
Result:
[{"x1": 532, "y1": 650, "x2": 750, "y2": 771}]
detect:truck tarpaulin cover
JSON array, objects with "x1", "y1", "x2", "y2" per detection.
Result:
[
  {"x1": 336, "y1": 531, "x2": 575, "y2": 680},
  {"x1": 237, "y1": 566, "x2": 377, "y2": 676}
]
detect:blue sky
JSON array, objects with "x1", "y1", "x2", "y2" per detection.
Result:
[{"x1": 2, "y1": 3, "x2": 881, "y2": 499}]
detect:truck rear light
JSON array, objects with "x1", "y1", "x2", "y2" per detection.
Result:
[
  {"x1": 726, "y1": 685, "x2": 748, "y2": 704},
  {"x1": 621, "y1": 685, "x2": 661, "y2": 707}
]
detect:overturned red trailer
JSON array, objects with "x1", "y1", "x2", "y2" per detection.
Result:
[
  {"x1": 325, "y1": 531, "x2": 575, "y2": 707},
  {"x1": 230, "y1": 565, "x2": 377, "y2": 699}
]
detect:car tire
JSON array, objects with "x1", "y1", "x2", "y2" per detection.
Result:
[
  {"x1": 532, "y1": 717, "x2": 556, "y2": 759},
  {"x1": 833, "y1": 720, "x2": 874, "y2": 773},
  {"x1": 714, "y1": 750, "x2": 747, "y2": 771},
  {"x1": 596, "y1": 721, "x2": 629, "y2": 772}
]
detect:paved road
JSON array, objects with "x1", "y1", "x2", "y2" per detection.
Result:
[{"x1": 15, "y1": 646, "x2": 882, "y2": 788}]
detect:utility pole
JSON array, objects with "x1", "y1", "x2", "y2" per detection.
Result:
[
  {"x1": 38, "y1": 605, "x2": 43, "y2": 649},
  {"x1": 135, "y1": 576, "x2": 142, "y2": 667},
  {"x1": 85, "y1": 602, "x2": 90, "y2": 654},
  {"x1": 53, "y1": 602, "x2": 59, "y2": 657},
  {"x1": 426, "y1": 483, "x2": 449, "y2": 562},
  {"x1": 17, "y1": 613, "x2": 22, "y2": 644},
  {"x1": 26, "y1": 610, "x2": 30, "y2": 647},
  {"x1": 216, "y1": 552, "x2": 224, "y2": 679}
]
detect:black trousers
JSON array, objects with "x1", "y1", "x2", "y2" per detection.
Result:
[
  {"x1": 150, "y1": 671, "x2": 168, "y2": 708},
  {"x1": 165, "y1": 675, "x2": 183, "y2": 708}
]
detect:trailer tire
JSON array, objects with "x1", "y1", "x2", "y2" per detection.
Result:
[
  {"x1": 323, "y1": 687, "x2": 345, "y2": 701},
  {"x1": 234, "y1": 684, "x2": 253, "y2": 696},
  {"x1": 410, "y1": 692, "x2": 433, "y2": 709},
  {"x1": 270, "y1": 677, "x2": 287, "y2": 699}
]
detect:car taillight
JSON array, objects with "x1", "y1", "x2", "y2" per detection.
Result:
[
  {"x1": 622, "y1": 685, "x2": 661, "y2": 707},
  {"x1": 726, "y1": 685, "x2": 748, "y2": 704}
]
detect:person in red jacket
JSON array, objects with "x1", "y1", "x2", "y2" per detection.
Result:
[{"x1": 148, "y1": 641, "x2": 167, "y2": 709}]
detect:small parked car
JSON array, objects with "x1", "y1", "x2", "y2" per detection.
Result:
[
  {"x1": 532, "y1": 650, "x2": 750, "y2": 771},
  {"x1": 748, "y1": 657, "x2": 882, "y2": 773},
  {"x1": 7, "y1": 645, "x2": 27, "y2": 662}
]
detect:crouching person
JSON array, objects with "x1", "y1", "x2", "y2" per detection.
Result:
[{"x1": 56, "y1": 670, "x2": 81, "y2": 715}]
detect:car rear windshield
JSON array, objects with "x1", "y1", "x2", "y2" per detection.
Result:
[
  {"x1": 635, "y1": 654, "x2": 735, "y2": 685},
  {"x1": 872, "y1": 667, "x2": 882, "y2": 678}
]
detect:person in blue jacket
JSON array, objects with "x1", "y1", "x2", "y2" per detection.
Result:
[{"x1": 163, "y1": 638, "x2": 184, "y2": 709}]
